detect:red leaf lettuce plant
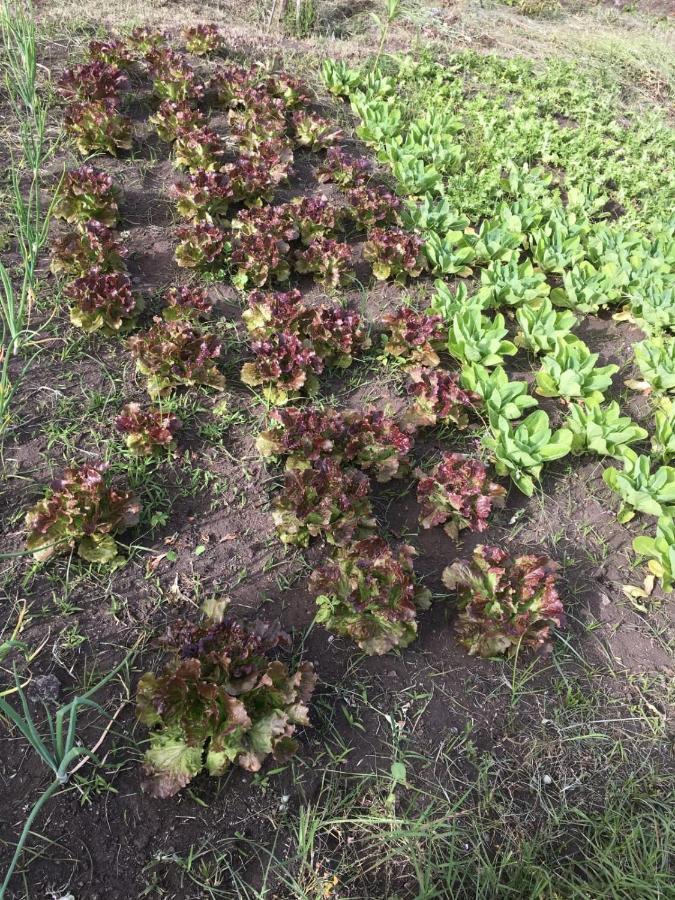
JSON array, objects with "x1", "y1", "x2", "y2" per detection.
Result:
[
  {"x1": 53, "y1": 166, "x2": 120, "y2": 227},
  {"x1": 64, "y1": 99, "x2": 132, "y2": 156},
  {"x1": 116, "y1": 403, "x2": 181, "y2": 455},
  {"x1": 288, "y1": 195, "x2": 344, "y2": 245},
  {"x1": 25, "y1": 461, "x2": 141, "y2": 564},
  {"x1": 162, "y1": 285, "x2": 213, "y2": 321},
  {"x1": 242, "y1": 288, "x2": 305, "y2": 339},
  {"x1": 364, "y1": 228, "x2": 425, "y2": 282},
  {"x1": 307, "y1": 305, "x2": 370, "y2": 368},
  {"x1": 442, "y1": 545, "x2": 565, "y2": 657},
  {"x1": 127, "y1": 27, "x2": 166, "y2": 55},
  {"x1": 65, "y1": 268, "x2": 138, "y2": 334},
  {"x1": 403, "y1": 367, "x2": 479, "y2": 430},
  {"x1": 51, "y1": 221, "x2": 127, "y2": 276},
  {"x1": 291, "y1": 112, "x2": 342, "y2": 151},
  {"x1": 257, "y1": 406, "x2": 411, "y2": 483},
  {"x1": 316, "y1": 147, "x2": 371, "y2": 188},
  {"x1": 183, "y1": 24, "x2": 222, "y2": 55},
  {"x1": 272, "y1": 459, "x2": 374, "y2": 546},
  {"x1": 346, "y1": 186, "x2": 402, "y2": 230},
  {"x1": 382, "y1": 307, "x2": 444, "y2": 368},
  {"x1": 209, "y1": 64, "x2": 254, "y2": 108},
  {"x1": 295, "y1": 238, "x2": 352, "y2": 289},
  {"x1": 136, "y1": 616, "x2": 316, "y2": 798},
  {"x1": 172, "y1": 170, "x2": 234, "y2": 222},
  {"x1": 149, "y1": 100, "x2": 205, "y2": 143},
  {"x1": 175, "y1": 222, "x2": 228, "y2": 270},
  {"x1": 148, "y1": 49, "x2": 204, "y2": 103},
  {"x1": 231, "y1": 233, "x2": 291, "y2": 291},
  {"x1": 416, "y1": 453, "x2": 506, "y2": 539},
  {"x1": 173, "y1": 126, "x2": 226, "y2": 172},
  {"x1": 241, "y1": 331, "x2": 324, "y2": 404},
  {"x1": 128, "y1": 318, "x2": 225, "y2": 397},
  {"x1": 58, "y1": 62, "x2": 128, "y2": 102},
  {"x1": 310, "y1": 537, "x2": 431, "y2": 655},
  {"x1": 89, "y1": 38, "x2": 135, "y2": 70}
]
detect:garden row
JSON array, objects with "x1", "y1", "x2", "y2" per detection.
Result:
[
  {"x1": 322, "y1": 56, "x2": 675, "y2": 594},
  {"x1": 20, "y1": 28, "x2": 673, "y2": 798}
]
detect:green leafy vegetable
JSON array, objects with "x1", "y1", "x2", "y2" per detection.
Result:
[
  {"x1": 566, "y1": 401, "x2": 647, "y2": 458},
  {"x1": 603, "y1": 449, "x2": 675, "y2": 523},
  {"x1": 483, "y1": 410, "x2": 572, "y2": 496},
  {"x1": 535, "y1": 338, "x2": 618, "y2": 404}
]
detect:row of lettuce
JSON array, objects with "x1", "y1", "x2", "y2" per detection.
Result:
[
  {"x1": 321, "y1": 55, "x2": 675, "y2": 595},
  {"x1": 19, "y1": 28, "x2": 672, "y2": 797}
]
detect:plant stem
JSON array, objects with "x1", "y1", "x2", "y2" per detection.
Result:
[{"x1": 0, "y1": 778, "x2": 61, "y2": 897}]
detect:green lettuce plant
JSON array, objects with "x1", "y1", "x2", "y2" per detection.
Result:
[
  {"x1": 483, "y1": 410, "x2": 572, "y2": 496},
  {"x1": 447, "y1": 308, "x2": 517, "y2": 367},
  {"x1": 535, "y1": 338, "x2": 618, "y2": 404},
  {"x1": 137, "y1": 616, "x2": 316, "y2": 798},
  {"x1": 388, "y1": 156, "x2": 443, "y2": 197},
  {"x1": 442, "y1": 545, "x2": 564, "y2": 658},
  {"x1": 402, "y1": 197, "x2": 468, "y2": 238},
  {"x1": 477, "y1": 258, "x2": 550, "y2": 309},
  {"x1": 460, "y1": 364, "x2": 538, "y2": 427},
  {"x1": 566, "y1": 401, "x2": 648, "y2": 458},
  {"x1": 621, "y1": 279, "x2": 675, "y2": 336},
  {"x1": 424, "y1": 230, "x2": 475, "y2": 276},
  {"x1": 462, "y1": 219, "x2": 523, "y2": 266},
  {"x1": 321, "y1": 59, "x2": 361, "y2": 97},
  {"x1": 550, "y1": 261, "x2": 621, "y2": 314},
  {"x1": 430, "y1": 280, "x2": 479, "y2": 322},
  {"x1": 531, "y1": 219, "x2": 585, "y2": 274},
  {"x1": 515, "y1": 299, "x2": 577, "y2": 355},
  {"x1": 310, "y1": 537, "x2": 431, "y2": 655},
  {"x1": 626, "y1": 338, "x2": 675, "y2": 395},
  {"x1": 633, "y1": 517, "x2": 675, "y2": 593},
  {"x1": 652, "y1": 402, "x2": 675, "y2": 463},
  {"x1": 602, "y1": 449, "x2": 675, "y2": 523}
]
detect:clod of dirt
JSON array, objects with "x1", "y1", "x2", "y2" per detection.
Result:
[{"x1": 27, "y1": 673, "x2": 62, "y2": 705}]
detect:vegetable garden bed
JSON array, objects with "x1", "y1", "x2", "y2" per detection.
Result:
[{"x1": 0, "y1": 5, "x2": 673, "y2": 897}]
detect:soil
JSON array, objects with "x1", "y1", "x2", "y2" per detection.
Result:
[{"x1": 0, "y1": 20, "x2": 673, "y2": 900}]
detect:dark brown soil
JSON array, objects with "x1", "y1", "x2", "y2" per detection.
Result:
[{"x1": 0, "y1": 23, "x2": 673, "y2": 900}]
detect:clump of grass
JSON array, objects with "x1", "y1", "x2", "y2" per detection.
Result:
[{"x1": 0, "y1": 0, "x2": 58, "y2": 437}]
